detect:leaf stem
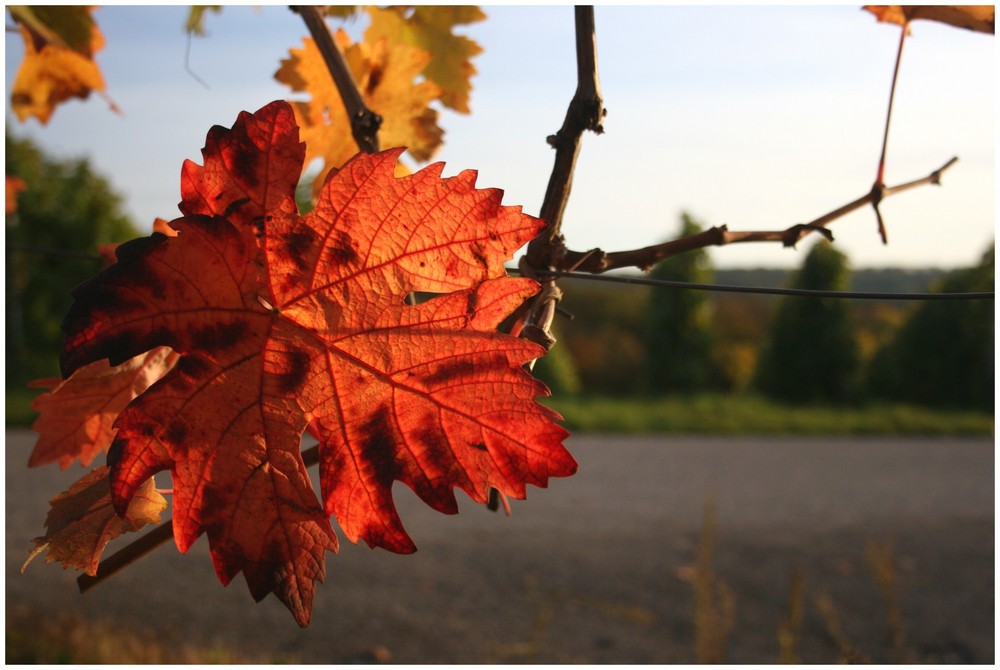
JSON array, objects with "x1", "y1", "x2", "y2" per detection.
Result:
[{"x1": 292, "y1": 6, "x2": 381, "y2": 154}]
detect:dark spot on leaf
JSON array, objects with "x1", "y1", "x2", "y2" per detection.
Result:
[
  {"x1": 223, "y1": 197, "x2": 251, "y2": 219},
  {"x1": 282, "y1": 229, "x2": 318, "y2": 271},
  {"x1": 472, "y1": 247, "x2": 488, "y2": 269},
  {"x1": 367, "y1": 66, "x2": 383, "y2": 95},
  {"x1": 359, "y1": 406, "x2": 397, "y2": 484},
  {"x1": 191, "y1": 320, "x2": 249, "y2": 352},
  {"x1": 272, "y1": 349, "x2": 311, "y2": 395},
  {"x1": 469, "y1": 441, "x2": 487, "y2": 452},
  {"x1": 327, "y1": 231, "x2": 357, "y2": 265},
  {"x1": 423, "y1": 361, "x2": 469, "y2": 388},
  {"x1": 230, "y1": 147, "x2": 260, "y2": 189},
  {"x1": 465, "y1": 291, "x2": 478, "y2": 316},
  {"x1": 166, "y1": 419, "x2": 188, "y2": 444},
  {"x1": 176, "y1": 354, "x2": 213, "y2": 382}
]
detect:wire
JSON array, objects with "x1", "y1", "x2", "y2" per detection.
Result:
[
  {"x1": 7, "y1": 244, "x2": 992, "y2": 301},
  {"x1": 519, "y1": 269, "x2": 994, "y2": 302}
]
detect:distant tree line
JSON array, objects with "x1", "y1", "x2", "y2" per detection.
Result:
[
  {"x1": 5, "y1": 134, "x2": 993, "y2": 413},
  {"x1": 536, "y1": 213, "x2": 993, "y2": 412}
]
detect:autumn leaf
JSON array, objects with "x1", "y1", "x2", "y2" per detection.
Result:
[
  {"x1": 60, "y1": 100, "x2": 575, "y2": 626},
  {"x1": 22, "y1": 466, "x2": 167, "y2": 576},
  {"x1": 365, "y1": 6, "x2": 486, "y2": 113},
  {"x1": 275, "y1": 28, "x2": 444, "y2": 198},
  {"x1": 29, "y1": 348, "x2": 179, "y2": 469},
  {"x1": 8, "y1": 6, "x2": 118, "y2": 124},
  {"x1": 863, "y1": 5, "x2": 995, "y2": 34},
  {"x1": 185, "y1": 5, "x2": 222, "y2": 36},
  {"x1": 6, "y1": 175, "x2": 27, "y2": 214}
]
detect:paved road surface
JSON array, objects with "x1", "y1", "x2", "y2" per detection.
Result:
[{"x1": 6, "y1": 430, "x2": 994, "y2": 663}]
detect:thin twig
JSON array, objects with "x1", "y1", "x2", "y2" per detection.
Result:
[
  {"x1": 292, "y1": 5, "x2": 381, "y2": 154},
  {"x1": 870, "y1": 23, "x2": 909, "y2": 244},
  {"x1": 556, "y1": 156, "x2": 959, "y2": 275}
]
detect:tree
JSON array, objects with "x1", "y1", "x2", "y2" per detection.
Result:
[
  {"x1": 753, "y1": 241, "x2": 861, "y2": 404},
  {"x1": 646, "y1": 213, "x2": 721, "y2": 394},
  {"x1": 866, "y1": 244, "x2": 994, "y2": 411},
  {"x1": 5, "y1": 131, "x2": 139, "y2": 384}
]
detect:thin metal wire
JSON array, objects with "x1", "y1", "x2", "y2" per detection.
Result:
[
  {"x1": 519, "y1": 269, "x2": 994, "y2": 302},
  {"x1": 8, "y1": 245, "x2": 992, "y2": 301}
]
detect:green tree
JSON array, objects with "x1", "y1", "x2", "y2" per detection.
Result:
[
  {"x1": 646, "y1": 212, "x2": 721, "y2": 394},
  {"x1": 532, "y1": 324, "x2": 583, "y2": 397},
  {"x1": 753, "y1": 241, "x2": 860, "y2": 404},
  {"x1": 866, "y1": 244, "x2": 994, "y2": 411},
  {"x1": 6, "y1": 130, "x2": 139, "y2": 384}
]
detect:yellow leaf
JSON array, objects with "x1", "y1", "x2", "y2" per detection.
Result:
[
  {"x1": 863, "y1": 5, "x2": 995, "y2": 34},
  {"x1": 275, "y1": 29, "x2": 444, "y2": 198},
  {"x1": 22, "y1": 467, "x2": 167, "y2": 576},
  {"x1": 185, "y1": 5, "x2": 222, "y2": 36},
  {"x1": 7, "y1": 5, "x2": 96, "y2": 55},
  {"x1": 9, "y1": 6, "x2": 117, "y2": 124},
  {"x1": 365, "y1": 6, "x2": 485, "y2": 113}
]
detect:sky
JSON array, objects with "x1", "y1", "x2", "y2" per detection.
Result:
[{"x1": 5, "y1": 4, "x2": 996, "y2": 270}]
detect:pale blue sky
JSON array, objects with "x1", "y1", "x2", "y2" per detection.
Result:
[{"x1": 5, "y1": 4, "x2": 995, "y2": 269}]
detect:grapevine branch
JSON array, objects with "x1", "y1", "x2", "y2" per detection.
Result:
[
  {"x1": 556, "y1": 155, "x2": 959, "y2": 274},
  {"x1": 292, "y1": 5, "x2": 381, "y2": 153},
  {"x1": 519, "y1": 5, "x2": 606, "y2": 353}
]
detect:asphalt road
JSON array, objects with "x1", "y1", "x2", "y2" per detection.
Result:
[{"x1": 6, "y1": 430, "x2": 994, "y2": 663}]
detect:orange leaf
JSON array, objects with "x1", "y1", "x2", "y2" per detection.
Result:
[
  {"x1": 6, "y1": 175, "x2": 27, "y2": 214},
  {"x1": 29, "y1": 348, "x2": 179, "y2": 469},
  {"x1": 275, "y1": 29, "x2": 444, "y2": 198},
  {"x1": 863, "y1": 5, "x2": 995, "y2": 34},
  {"x1": 23, "y1": 466, "x2": 167, "y2": 576},
  {"x1": 59, "y1": 101, "x2": 574, "y2": 626},
  {"x1": 9, "y1": 7, "x2": 118, "y2": 124}
]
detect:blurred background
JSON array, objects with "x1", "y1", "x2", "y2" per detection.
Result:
[{"x1": 5, "y1": 4, "x2": 994, "y2": 664}]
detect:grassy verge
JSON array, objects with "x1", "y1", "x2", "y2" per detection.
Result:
[
  {"x1": 9, "y1": 386, "x2": 992, "y2": 436},
  {"x1": 542, "y1": 394, "x2": 993, "y2": 436}
]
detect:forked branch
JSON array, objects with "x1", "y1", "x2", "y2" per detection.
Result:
[
  {"x1": 555, "y1": 156, "x2": 959, "y2": 275},
  {"x1": 520, "y1": 5, "x2": 605, "y2": 352}
]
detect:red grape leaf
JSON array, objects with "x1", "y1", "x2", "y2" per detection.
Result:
[
  {"x1": 29, "y1": 347, "x2": 179, "y2": 469},
  {"x1": 22, "y1": 466, "x2": 167, "y2": 576},
  {"x1": 60, "y1": 100, "x2": 575, "y2": 626}
]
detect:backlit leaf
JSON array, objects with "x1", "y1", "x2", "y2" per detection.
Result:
[
  {"x1": 59, "y1": 100, "x2": 575, "y2": 626},
  {"x1": 23, "y1": 466, "x2": 167, "y2": 576},
  {"x1": 8, "y1": 6, "x2": 118, "y2": 124},
  {"x1": 29, "y1": 348, "x2": 179, "y2": 469}
]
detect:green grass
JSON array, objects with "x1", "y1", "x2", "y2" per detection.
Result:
[
  {"x1": 8, "y1": 385, "x2": 992, "y2": 436},
  {"x1": 542, "y1": 394, "x2": 994, "y2": 436}
]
